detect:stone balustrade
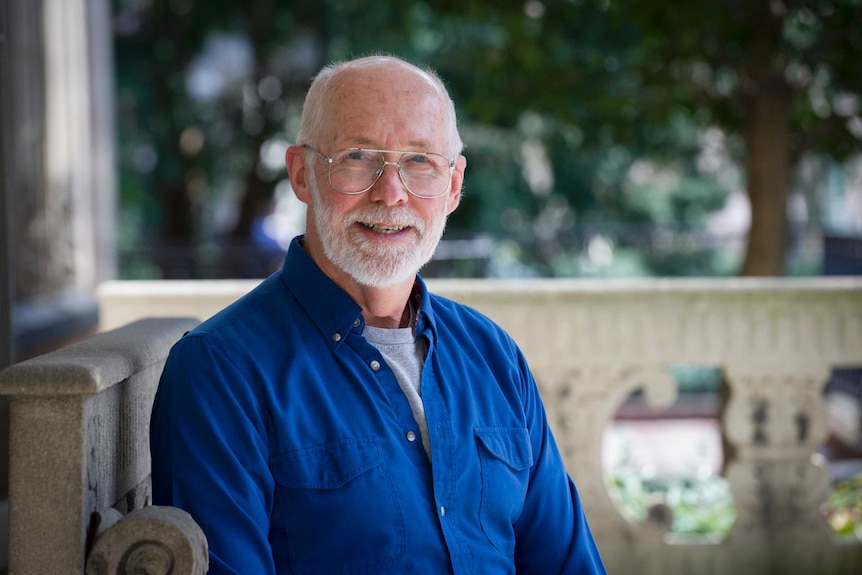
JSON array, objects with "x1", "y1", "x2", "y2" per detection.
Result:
[
  {"x1": 0, "y1": 317, "x2": 207, "y2": 575},
  {"x1": 98, "y1": 277, "x2": 862, "y2": 574}
]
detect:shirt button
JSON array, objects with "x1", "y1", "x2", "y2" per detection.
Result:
[
  {"x1": 440, "y1": 506, "x2": 446, "y2": 517},
  {"x1": 353, "y1": 318, "x2": 361, "y2": 328},
  {"x1": 370, "y1": 360, "x2": 381, "y2": 371},
  {"x1": 331, "y1": 333, "x2": 342, "y2": 342},
  {"x1": 406, "y1": 431, "x2": 416, "y2": 442}
]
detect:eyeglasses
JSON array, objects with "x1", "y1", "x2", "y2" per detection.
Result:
[{"x1": 303, "y1": 146, "x2": 455, "y2": 199}]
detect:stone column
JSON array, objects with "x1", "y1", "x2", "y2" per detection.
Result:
[
  {"x1": 1, "y1": 0, "x2": 116, "y2": 569},
  {"x1": 6, "y1": 0, "x2": 114, "y2": 357},
  {"x1": 723, "y1": 366, "x2": 835, "y2": 574},
  {"x1": 0, "y1": 4, "x2": 15, "y2": 572},
  {"x1": 0, "y1": 0, "x2": 12, "y2": 371}
]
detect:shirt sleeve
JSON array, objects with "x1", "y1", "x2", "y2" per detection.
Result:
[
  {"x1": 150, "y1": 334, "x2": 275, "y2": 575},
  {"x1": 512, "y1": 350, "x2": 608, "y2": 574}
]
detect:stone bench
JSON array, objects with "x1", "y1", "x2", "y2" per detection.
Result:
[{"x1": 0, "y1": 317, "x2": 207, "y2": 574}]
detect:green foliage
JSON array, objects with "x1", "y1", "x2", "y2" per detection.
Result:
[
  {"x1": 610, "y1": 469, "x2": 862, "y2": 539},
  {"x1": 608, "y1": 469, "x2": 737, "y2": 536},
  {"x1": 112, "y1": 0, "x2": 861, "y2": 278},
  {"x1": 826, "y1": 473, "x2": 862, "y2": 540},
  {"x1": 668, "y1": 366, "x2": 723, "y2": 394}
]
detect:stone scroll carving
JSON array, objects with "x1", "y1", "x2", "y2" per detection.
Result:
[{"x1": 85, "y1": 506, "x2": 208, "y2": 575}]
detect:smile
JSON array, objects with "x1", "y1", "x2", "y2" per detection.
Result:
[{"x1": 359, "y1": 222, "x2": 410, "y2": 234}]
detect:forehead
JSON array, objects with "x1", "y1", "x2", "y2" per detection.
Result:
[{"x1": 321, "y1": 63, "x2": 450, "y2": 149}]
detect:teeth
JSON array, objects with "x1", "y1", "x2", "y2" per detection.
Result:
[{"x1": 361, "y1": 223, "x2": 407, "y2": 233}]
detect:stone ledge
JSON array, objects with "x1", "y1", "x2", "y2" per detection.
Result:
[{"x1": 0, "y1": 317, "x2": 198, "y2": 396}]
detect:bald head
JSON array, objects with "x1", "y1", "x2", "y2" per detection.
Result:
[{"x1": 296, "y1": 56, "x2": 463, "y2": 158}]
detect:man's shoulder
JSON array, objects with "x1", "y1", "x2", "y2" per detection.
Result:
[
  {"x1": 188, "y1": 272, "x2": 294, "y2": 341},
  {"x1": 426, "y1": 291, "x2": 512, "y2": 341},
  {"x1": 426, "y1": 291, "x2": 486, "y2": 320}
]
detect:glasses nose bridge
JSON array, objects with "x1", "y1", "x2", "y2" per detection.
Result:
[
  {"x1": 373, "y1": 153, "x2": 409, "y2": 187},
  {"x1": 379, "y1": 153, "x2": 403, "y2": 170}
]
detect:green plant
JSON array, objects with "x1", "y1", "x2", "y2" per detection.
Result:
[
  {"x1": 608, "y1": 470, "x2": 737, "y2": 536},
  {"x1": 825, "y1": 473, "x2": 862, "y2": 540},
  {"x1": 609, "y1": 469, "x2": 862, "y2": 540}
]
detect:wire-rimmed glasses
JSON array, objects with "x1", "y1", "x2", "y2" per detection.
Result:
[{"x1": 303, "y1": 146, "x2": 455, "y2": 199}]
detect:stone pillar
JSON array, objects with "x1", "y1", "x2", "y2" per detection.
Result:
[
  {"x1": 0, "y1": 0, "x2": 15, "y2": 555},
  {"x1": 6, "y1": 0, "x2": 115, "y2": 355},
  {"x1": 0, "y1": 0, "x2": 13, "y2": 373},
  {"x1": 1, "y1": 0, "x2": 116, "y2": 569},
  {"x1": 723, "y1": 366, "x2": 836, "y2": 574}
]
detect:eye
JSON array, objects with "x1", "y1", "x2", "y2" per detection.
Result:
[
  {"x1": 402, "y1": 154, "x2": 434, "y2": 169},
  {"x1": 339, "y1": 149, "x2": 379, "y2": 166}
]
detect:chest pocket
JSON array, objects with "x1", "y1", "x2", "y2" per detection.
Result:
[
  {"x1": 474, "y1": 427, "x2": 534, "y2": 555},
  {"x1": 270, "y1": 438, "x2": 405, "y2": 575}
]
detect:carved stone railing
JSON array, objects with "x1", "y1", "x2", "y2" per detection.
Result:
[
  {"x1": 98, "y1": 277, "x2": 862, "y2": 574},
  {"x1": 0, "y1": 317, "x2": 207, "y2": 575}
]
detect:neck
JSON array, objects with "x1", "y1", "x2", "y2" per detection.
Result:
[{"x1": 354, "y1": 282, "x2": 413, "y2": 329}]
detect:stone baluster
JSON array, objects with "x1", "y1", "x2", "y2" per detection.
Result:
[{"x1": 722, "y1": 366, "x2": 835, "y2": 574}]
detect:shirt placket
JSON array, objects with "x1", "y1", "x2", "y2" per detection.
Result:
[
  {"x1": 421, "y1": 339, "x2": 474, "y2": 575},
  {"x1": 345, "y1": 326, "x2": 429, "y2": 463}
]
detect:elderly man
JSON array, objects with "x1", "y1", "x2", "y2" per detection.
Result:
[{"x1": 151, "y1": 55, "x2": 606, "y2": 575}]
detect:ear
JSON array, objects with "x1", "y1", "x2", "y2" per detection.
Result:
[
  {"x1": 286, "y1": 145, "x2": 313, "y2": 205},
  {"x1": 446, "y1": 154, "x2": 467, "y2": 215}
]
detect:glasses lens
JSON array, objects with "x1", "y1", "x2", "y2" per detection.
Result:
[
  {"x1": 328, "y1": 149, "x2": 452, "y2": 197},
  {"x1": 398, "y1": 152, "x2": 451, "y2": 198},
  {"x1": 329, "y1": 149, "x2": 381, "y2": 193}
]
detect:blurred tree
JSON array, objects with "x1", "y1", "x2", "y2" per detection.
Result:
[
  {"x1": 425, "y1": 0, "x2": 862, "y2": 275},
  {"x1": 113, "y1": 0, "x2": 861, "y2": 278},
  {"x1": 115, "y1": 0, "x2": 213, "y2": 277},
  {"x1": 623, "y1": 0, "x2": 862, "y2": 275},
  {"x1": 114, "y1": 0, "x2": 729, "y2": 278},
  {"x1": 114, "y1": 0, "x2": 327, "y2": 277}
]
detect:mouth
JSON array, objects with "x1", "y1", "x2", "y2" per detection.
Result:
[{"x1": 358, "y1": 222, "x2": 413, "y2": 235}]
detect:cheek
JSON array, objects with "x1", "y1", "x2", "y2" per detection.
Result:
[
  {"x1": 332, "y1": 195, "x2": 364, "y2": 218},
  {"x1": 318, "y1": 194, "x2": 363, "y2": 227}
]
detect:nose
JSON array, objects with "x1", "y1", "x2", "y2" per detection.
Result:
[{"x1": 368, "y1": 161, "x2": 409, "y2": 206}]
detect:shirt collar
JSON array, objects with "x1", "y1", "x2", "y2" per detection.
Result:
[
  {"x1": 413, "y1": 275, "x2": 437, "y2": 343},
  {"x1": 279, "y1": 236, "x2": 437, "y2": 347},
  {"x1": 279, "y1": 236, "x2": 362, "y2": 349}
]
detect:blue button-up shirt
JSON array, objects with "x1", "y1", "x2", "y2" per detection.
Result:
[{"x1": 151, "y1": 236, "x2": 606, "y2": 575}]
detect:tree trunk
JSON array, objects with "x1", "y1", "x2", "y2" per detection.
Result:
[{"x1": 739, "y1": 71, "x2": 792, "y2": 276}]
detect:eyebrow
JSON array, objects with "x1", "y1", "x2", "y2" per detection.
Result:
[{"x1": 343, "y1": 136, "x2": 437, "y2": 151}]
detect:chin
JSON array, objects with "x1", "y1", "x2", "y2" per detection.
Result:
[{"x1": 343, "y1": 256, "x2": 422, "y2": 288}]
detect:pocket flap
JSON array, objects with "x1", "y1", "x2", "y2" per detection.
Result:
[
  {"x1": 271, "y1": 438, "x2": 382, "y2": 489},
  {"x1": 474, "y1": 427, "x2": 533, "y2": 471}
]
